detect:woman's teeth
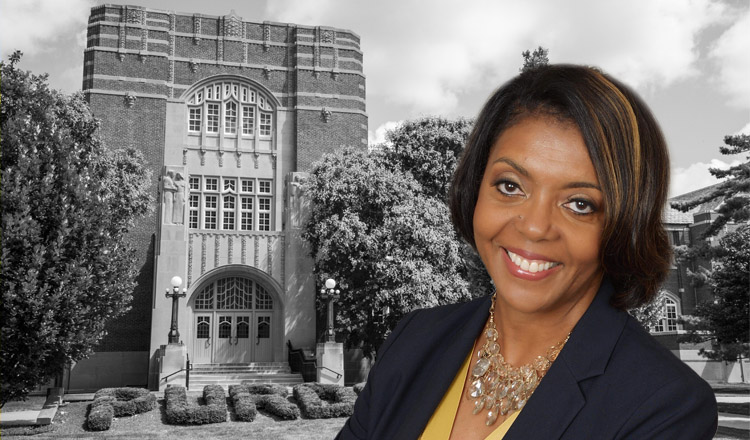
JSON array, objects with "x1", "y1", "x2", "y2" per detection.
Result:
[{"x1": 506, "y1": 250, "x2": 559, "y2": 273}]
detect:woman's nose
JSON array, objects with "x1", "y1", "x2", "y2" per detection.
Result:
[{"x1": 514, "y1": 198, "x2": 556, "y2": 241}]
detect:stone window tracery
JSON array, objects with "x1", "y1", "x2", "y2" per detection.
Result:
[
  {"x1": 188, "y1": 175, "x2": 273, "y2": 231},
  {"x1": 192, "y1": 277, "x2": 273, "y2": 311},
  {"x1": 186, "y1": 79, "x2": 274, "y2": 138}
]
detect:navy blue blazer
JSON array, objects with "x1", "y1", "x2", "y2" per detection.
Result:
[{"x1": 337, "y1": 280, "x2": 718, "y2": 439}]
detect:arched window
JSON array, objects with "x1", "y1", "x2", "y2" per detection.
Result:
[
  {"x1": 193, "y1": 277, "x2": 274, "y2": 311},
  {"x1": 655, "y1": 297, "x2": 680, "y2": 332},
  {"x1": 186, "y1": 80, "x2": 274, "y2": 138}
]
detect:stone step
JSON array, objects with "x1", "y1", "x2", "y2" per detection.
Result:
[
  {"x1": 191, "y1": 373, "x2": 300, "y2": 380},
  {"x1": 189, "y1": 375, "x2": 304, "y2": 388}
]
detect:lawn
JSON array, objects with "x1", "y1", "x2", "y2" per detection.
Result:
[{"x1": 2, "y1": 395, "x2": 347, "y2": 439}]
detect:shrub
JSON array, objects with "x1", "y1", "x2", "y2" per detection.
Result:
[
  {"x1": 165, "y1": 385, "x2": 227, "y2": 425},
  {"x1": 228, "y1": 384, "x2": 299, "y2": 421},
  {"x1": 86, "y1": 387, "x2": 156, "y2": 431},
  {"x1": 293, "y1": 383, "x2": 357, "y2": 419},
  {"x1": 256, "y1": 394, "x2": 300, "y2": 420},
  {"x1": 87, "y1": 397, "x2": 115, "y2": 431}
]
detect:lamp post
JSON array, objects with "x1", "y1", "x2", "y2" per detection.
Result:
[
  {"x1": 165, "y1": 276, "x2": 187, "y2": 344},
  {"x1": 320, "y1": 278, "x2": 341, "y2": 343}
]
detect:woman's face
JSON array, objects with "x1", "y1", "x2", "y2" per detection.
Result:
[{"x1": 473, "y1": 115, "x2": 605, "y2": 316}]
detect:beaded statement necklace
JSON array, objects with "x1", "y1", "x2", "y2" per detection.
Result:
[{"x1": 466, "y1": 292, "x2": 570, "y2": 426}]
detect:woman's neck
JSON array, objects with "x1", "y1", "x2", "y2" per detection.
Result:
[{"x1": 490, "y1": 292, "x2": 594, "y2": 367}]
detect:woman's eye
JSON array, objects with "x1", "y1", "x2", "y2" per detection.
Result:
[
  {"x1": 496, "y1": 180, "x2": 523, "y2": 196},
  {"x1": 564, "y1": 199, "x2": 596, "y2": 215}
]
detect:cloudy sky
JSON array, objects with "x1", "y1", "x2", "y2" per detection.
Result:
[{"x1": 1, "y1": 0, "x2": 748, "y2": 196}]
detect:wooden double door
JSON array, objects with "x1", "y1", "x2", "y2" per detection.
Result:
[{"x1": 192, "y1": 311, "x2": 273, "y2": 363}]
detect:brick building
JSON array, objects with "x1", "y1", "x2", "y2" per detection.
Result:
[
  {"x1": 68, "y1": 4, "x2": 367, "y2": 390},
  {"x1": 655, "y1": 184, "x2": 748, "y2": 382}
]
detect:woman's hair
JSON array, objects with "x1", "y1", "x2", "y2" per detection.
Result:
[{"x1": 450, "y1": 64, "x2": 671, "y2": 310}]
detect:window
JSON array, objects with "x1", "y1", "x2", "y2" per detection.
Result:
[
  {"x1": 188, "y1": 175, "x2": 273, "y2": 231},
  {"x1": 205, "y1": 177, "x2": 218, "y2": 191},
  {"x1": 222, "y1": 195, "x2": 236, "y2": 230},
  {"x1": 206, "y1": 103, "x2": 219, "y2": 133},
  {"x1": 242, "y1": 105, "x2": 255, "y2": 135},
  {"x1": 186, "y1": 80, "x2": 273, "y2": 138},
  {"x1": 240, "y1": 197, "x2": 253, "y2": 230},
  {"x1": 196, "y1": 316, "x2": 210, "y2": 338},
  {"x1": 225, "y1": 101, "x2": 237, "y2": 134},
  {"x1": 258, "y1": 180, "x2": 271, "y2": 194},
  {"x1": 189, "y1": 194, "x2": 200, "y2": 229},
  {"x1": 260, "y1": 113, "x2": 272, "y2": 136},
  {"x1": 258, "y1": 197, "x2": 271, "y2": 231},
  {"x1": 189, "y1": 107, "x2": 201, "y2": 132},
  {"x1": 204, "y1": 195, "x2": 218, "y2": 230},
  {"x1": 655, "y1": 297, "x2": 679, "y2": 332},
  {"x1": 191, "y1": 277, "x2": 272, "y2": 311}
]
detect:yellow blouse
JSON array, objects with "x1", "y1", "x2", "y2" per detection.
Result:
[{"x1": 419, "y1": 350, "x2": 520, "y2": 440}]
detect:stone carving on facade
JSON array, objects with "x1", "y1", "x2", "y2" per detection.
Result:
[
  {"x1": 289, "y1": 172, "x2": 309, "y2": 228},
  {"x1": 183, "y1": 148, "x2": 188, "y2": 165},
  {"x1": 321, "y1": 108, "x2": 332, "y2": 123},
  {"x1": 254, "y1": 151, "x2": 260, "y2": 169},
  {"x1": 224, "y1": 10, "x2": 242, "y2": 38},
  {"x1": 218, "y1": 150, "x2": 224, "y2": 167},
  {"x1": 124, "y1": 92, "x2": 137, "y2": 108},
  {"x1": 236, "y1": 151, "x2": 242, "y2": 168},
  {"x1": 189, "y1": 59, "x2": 198, "y2": 73},
  {"x1": 126, "y1": 7, "x2": 144, "y2": 24},
  {"x1": 321, "y1": 29, "x2": 333, "y2": 44},
  {"x1": 162, "y1": 170, "x2": 176, "y2": 224},
  {"x1": 193, "y1": 15, "x2": 202, "y2": 44},
  {"x1": 118, "y1": 24, "x2": 126, "y2": 61},
  {"x1": 263, "y1": 66, "x2": 271, "y2": 79},
  {"x1": 172, "y1": 173, "x2": 186, "y2": 224},
  {"x1": 263, "y1": 23, "x2": 271, "y2": 51}
]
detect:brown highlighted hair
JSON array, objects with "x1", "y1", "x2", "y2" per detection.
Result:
[{"x1": 450, "y1": 64, "x2": 671, "y2": 309}]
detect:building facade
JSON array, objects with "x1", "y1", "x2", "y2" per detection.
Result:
[
  {"x1": 655, "y1": 185, "x2": 748, "y2": 382},
  {"x1": 69, "y1": 4, "x2": 367, "y2": 391}
]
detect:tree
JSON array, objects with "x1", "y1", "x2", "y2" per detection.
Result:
[
  {"x1": 679, "y1": 227, "x2": 750, "y2": 362},
  {"x1": 671, "y1": 134, "x2": 749, "y2": 238},
  {"x1": 302, "y1": 148, "x2": 472, "y2": 357},
  {"x1": 0, "y1": 52, "x2": 152, "y2": 406},
  {"x1": 380, "y1": 117, "x2": 474, "y2": 200},
  {"x1": 520, "y1": 46, "x2": 550, "y2": 72},
  {"x1": 378, "y1": 117, "x2": 493, "y2": 298}
]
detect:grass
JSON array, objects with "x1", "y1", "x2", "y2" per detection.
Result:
[{"x1": 2, "y1": 396, "x2": 346, "y2": 439}]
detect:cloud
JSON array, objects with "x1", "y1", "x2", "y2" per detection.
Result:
[
  {"x1": 264, "y1": 0, "x2": 726, "y2": 117},
  {"x1": 710, "y1": 5, "x2": 750, "y2": 109},
  {"x1": 368, "y1": 121, "x2": 402, "y2": 146},
  {"x1": 0, "y1": 0, "x2": 94, "y2": 57},
  {"x1": 670, "y1": 158, "x2": 742, "y2": 197}
]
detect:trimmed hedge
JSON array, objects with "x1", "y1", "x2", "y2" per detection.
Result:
[
  {"x1": 86, "y1": 387, "x2": 156, "y2": 431},
  {"x1": 293, "y1": 383, "x2": 357, "y2": 419},
  {"x1": 165, "y1": 385, "x2": 227, "y2": 425},
  {"x1": 228, "y1": 384, "x2": 299, "y2": 421}
]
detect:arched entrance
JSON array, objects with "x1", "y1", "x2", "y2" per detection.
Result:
[{"x1": 188, "y1": 266, "x2": 283, "y2": 364}]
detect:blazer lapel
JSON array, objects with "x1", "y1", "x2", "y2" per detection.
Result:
[
  {"x1": 505, "y1": 279, "x2": 628, "y2": 439},
  {"x1": 393, "y1": 294, "x2": 493, "y2": 440}
]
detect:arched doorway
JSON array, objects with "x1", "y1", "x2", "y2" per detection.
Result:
[{"x1": 188, "y1": 267, "x2": 282, "y2": 364}]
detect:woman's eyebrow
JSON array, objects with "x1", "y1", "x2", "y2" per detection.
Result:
[
  {"x1": 492, "y1": 157, "x2": 529, "y2": 177},
  {"x1": 493, "y1": 157, "x2": 601, "y2": 191}
]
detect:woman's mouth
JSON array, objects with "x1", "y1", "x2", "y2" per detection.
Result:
[
  {"x1": 505, "y1": 249, "x2": 561, "y2": 273},
  {"x1": 501, "y1": 248, "x2": 562, "y2": 281}
]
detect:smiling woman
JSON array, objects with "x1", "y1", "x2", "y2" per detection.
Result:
[{"x1": 337, "y1": 65, "x2": 718, "y2": 440}]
